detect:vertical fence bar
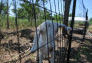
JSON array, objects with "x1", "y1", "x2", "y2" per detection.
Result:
[
  {"x1": 67, "y1": 0, "x2": 76, "y2": 63},
  {"x1": 31, "y1": 0, "x2": 39, "y2": 63},
  {"x1": 48, "y1": 0, "x2": 55, "y2": 62},
  {"x1": 54, "y1": 0, "x2": 59, "y2": 62},
  {"x1": 42, "y1": 0, "x2": 50, "y2": 62},
  {"x1": 58, "y1": 0, "x2": 63, "y2": 62},
  {"x1": 83, "y1": 10, "x2": 88, "y2": 41},
  {"x1": 13, "y1": 0, "x2": 21, "y2": 63}
]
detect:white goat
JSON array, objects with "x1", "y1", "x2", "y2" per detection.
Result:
[{"x1": 30, "y1": 20, "x2": 71, "y2": 63}]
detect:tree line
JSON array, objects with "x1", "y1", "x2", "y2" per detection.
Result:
[
  {"x1": 0, "y1": 0, "x2": 65, "y2": 29},
  {"x1": 1, "y1": 0, "x2": 91, "y2": 29}
]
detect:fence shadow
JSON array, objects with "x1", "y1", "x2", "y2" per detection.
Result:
[{"x1": 69, "y1": 35, "x2": 92, "y2": 63}]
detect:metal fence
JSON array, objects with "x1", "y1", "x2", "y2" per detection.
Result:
[{"x1": 0, "y1": 0, "x2": 88, "y2": 63}]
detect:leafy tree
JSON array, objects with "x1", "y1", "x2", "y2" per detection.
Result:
[
  {"x1": 40, "y1": 9, "x2": 52, "y2": 20},
  {"x1": 12, "y1": 8, "x2": 28, "y2": 19},
  {"x1": 0, "y1": 2, "x2": 7, "y2": 16},
  {"x1": 53, "y1": 14, "x2": 63, "y2": 21},
  {"x1": 0, "y1": 0, "x2": 10, "y2": 29},
  {"x1": 12, "y1": 0, "x2": 50, "y2": 21},
  {"x1": 12, "y1": 0, "x2": 41, "y2": 22}
]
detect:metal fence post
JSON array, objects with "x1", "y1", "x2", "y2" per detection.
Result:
[
  {"x1": 83, "y1": 10, "x2": 88, "y2": 41},
  {"x1": 67, "y1": 0, "x2": 77, "y2": 63}
]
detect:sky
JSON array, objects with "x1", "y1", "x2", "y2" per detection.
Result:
[
  {"x1": 84, "y1": 0, "x2": 92, "y2": 19},
  {"x1": 8, "y1": 0, "x2": 92, "y2": 19}
]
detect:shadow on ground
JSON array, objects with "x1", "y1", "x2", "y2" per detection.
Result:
[
  {"x1": 0, "y1": 40, "x2": 30, "y2": 53},
  {"x1": 2, "y1": 29, "x2": 34, "y2": 42},
  {"x1": 69, "y1": 36, "x2": 92, "y2": 63}
]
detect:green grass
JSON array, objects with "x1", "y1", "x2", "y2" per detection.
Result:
[
  {"x1": 89, "y1": 20, "x2": 92, "y2": 25},
  {"x1": 0, "y1": 16, "x2": 64, "y2": 29},
  {"x1": 0, "y1": 16, "x2": 45, "y2": 29},
  {"x1": 1, "y1": 16, "x2": 91, "y2": 30}
]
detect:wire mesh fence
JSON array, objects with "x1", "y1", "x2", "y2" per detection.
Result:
[
  {"x1": 0, "y1": 0, "x2": 88, "y2": 63},
  {"x1": 69, "y1": 0, "x2": 88, "y2": 41},
  {"x1": 68, "y1": 0, "x2": 88, "y2": 63}
]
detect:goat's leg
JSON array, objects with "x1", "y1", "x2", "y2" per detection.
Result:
[{"x1": 50, "y1": 50, "x2": 55, "y2": 63}]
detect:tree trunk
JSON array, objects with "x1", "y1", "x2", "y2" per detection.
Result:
[
  {"x1": 63, "y1": 0, "x2": 71, "y2": 26},
  {"x1": 63, "y1": 0, "x2": 71, "y2": 36},
  {"x1": 7, "y1": 0, "x2": 9, "y2": 29}
]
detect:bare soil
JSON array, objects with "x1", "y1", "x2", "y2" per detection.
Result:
[{"x1": 0, "y1": 26, "x2": 92, "y2": 63}]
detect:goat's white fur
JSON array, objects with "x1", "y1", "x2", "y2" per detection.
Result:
[{"x1": 30, "y1": 20, "x2": 71, "y2": 63}]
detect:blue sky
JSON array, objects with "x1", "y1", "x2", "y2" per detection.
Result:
[
  {"x1": 84, "y1": 0, "x2": 92, "y2": 19},
  {"x1": 8, "y1": 0, "x2": 92, "y2": 19}
]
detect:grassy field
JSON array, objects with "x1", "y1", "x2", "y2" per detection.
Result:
[
  {"x1": 0, "y1": 16, "x2": 43, "y2": 29},
  {"x1": 1, "y1": 16, "x2": 92, "y2": 29},
  {"x1": 0, "y1": 16, "x2": 64, "y2": 30}
]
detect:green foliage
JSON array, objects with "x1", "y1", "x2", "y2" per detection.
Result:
[
  {"x1": 40, "y1": 10, "x2": 52, "y2": 20},
  {"x1": 13, "y1": 0, "x2": 34, "y2": 20},
  {"x1": 69, "y1": 13, "x2": 72, "y2": 17},
  {"x1": 12, "y1": 8, "x2": 28, "y2": 19},
  {"x1": 89, "y1": 18, "x2": 92, "y2": 25},
  {"x1": 53, "y1": 14, "x2": 63, "y2": 21},
  {"x1": 0, "y1": 2, "x2": 7, "y2": 15},
  {"x1": 12, "y1": 0, "x2": 50, "y2": 21},
  {"x1": 0, "y1": 16, "x2": 45, "y2": 29}
]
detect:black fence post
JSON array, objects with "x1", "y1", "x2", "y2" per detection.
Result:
[
  {"x1": 67, "y1": 0, "x2": 77, "y2": 63},
  {"x1": 83, "y1": 10, "x2": 88, "y2": 41}
]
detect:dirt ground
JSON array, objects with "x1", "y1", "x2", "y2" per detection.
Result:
[{"x1": 0, "y1": 25, "x2": 92, "y2": 63}]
